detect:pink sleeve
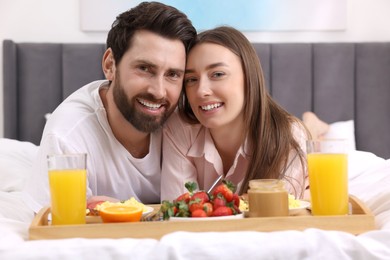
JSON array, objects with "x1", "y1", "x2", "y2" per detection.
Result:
[{"x1": 161, "y1": 112, "x2": 198, "y2": 201}]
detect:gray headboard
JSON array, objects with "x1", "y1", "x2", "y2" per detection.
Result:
[{"x1": 3, "y1": 40, "x2": 390, "y2": 159}]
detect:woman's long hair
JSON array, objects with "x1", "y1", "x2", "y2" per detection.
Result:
[{"x1": 178, "y1": 26, "x2": 307, "y2": 197}]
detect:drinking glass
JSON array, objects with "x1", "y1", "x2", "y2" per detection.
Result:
[
  {"x1": 306, "y1": 139, "x2": 348, "y2": 215},
  {"x1": 48, "y1": 153, "x2": 87, "y2": 225}
]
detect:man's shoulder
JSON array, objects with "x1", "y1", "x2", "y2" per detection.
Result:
[
  {"x1": 42, "y1": 80, "x2": 109, "y2": 140},
  {"x1": 63, "y1": 80, "x2": 108, "y2": 104},
  {"x1": 51, "y1": 80, "x2": 108, "y2": 118}
]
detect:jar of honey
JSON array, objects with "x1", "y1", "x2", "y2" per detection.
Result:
[{"x1": 248, "y1": 179, "x2": 289, "y2": 217}]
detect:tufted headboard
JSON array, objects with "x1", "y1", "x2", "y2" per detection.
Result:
[{"x1": 3, "y1": 40, "x2": 390, "y2": 158}]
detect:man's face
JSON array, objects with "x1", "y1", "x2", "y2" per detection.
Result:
[{"x1": 112, "y1": 30, "x2": 186, "y2": 132}]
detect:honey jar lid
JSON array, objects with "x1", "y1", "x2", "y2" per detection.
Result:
[{"x1": 248, "y1": 179, "x2": 286, "y2": 191}]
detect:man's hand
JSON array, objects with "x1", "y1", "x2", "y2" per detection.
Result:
[{"x1": 87, "y1": 195, "x2": 119, "y2": 211}]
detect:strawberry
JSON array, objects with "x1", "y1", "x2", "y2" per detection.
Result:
[
  {"x1": 172, "y1": 205, "x2": 178, "y2": 216},
  {"x1": 203, "y1": 202, "x2": 213, "y2": 216},
  {"x1": 189, "y1": 198, "x2": 204, "y2": 213},
  {"x1": 212, "y1": 180, "x2": 236, "y2": 202},
  {"x1": 159, "y1": 180, "x2": 242, "y2": 220},
  {"x1": 192, "y1": 191, "x2": 210, "y2": 203},
  {"x1": 191, "y1": 209, "x2": 207, "y2": 218},
  {"x1": 212, "y1": 206, "x2": 233, "y2": 217},
  {"x1": 174, "y1": 182, "x2": 198, "y2": 204},
  {"x1": 212, "y1": 194, "x2": 226, "y2": 209},
  {"x1": 174, "y1": 192, "x2": 191, "y2": 204},
  {"x1": 232, "y1": 204, "x2": 241, "y2": 215},
  {"x1": 232, "y1": 193, "x2": 240, "y2": 208}
]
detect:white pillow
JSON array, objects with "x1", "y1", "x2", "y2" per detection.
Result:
[
  {"x1": 0, "y1": 138, "x2": 38, "y2": 192},
  {"x1": 323, "y1": 120, "x2": 356, "y2": 151}
]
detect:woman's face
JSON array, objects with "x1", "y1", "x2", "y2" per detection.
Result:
[{"x1": 184, "y1": 43, "x2": 245, "y2": 131}]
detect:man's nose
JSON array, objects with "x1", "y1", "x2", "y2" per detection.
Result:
[{"x1": 148, "y1": 76, "x2": 167, "y2": 99}]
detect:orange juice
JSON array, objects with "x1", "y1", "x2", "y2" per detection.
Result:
[
  {"x1": 307, "y1": 153, "x2": 348, "y2": 215},
  {"x1": 49, "y1": 169, "x2": 87, "y2": 225}
]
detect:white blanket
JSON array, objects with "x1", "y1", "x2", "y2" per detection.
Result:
[{"x1": 0, "y1": 138, "x2": 390, "y2": 259}]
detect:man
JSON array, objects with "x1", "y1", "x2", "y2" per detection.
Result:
[{"x1": 24, "y1": 1, "x2": 196, "y2": 212}]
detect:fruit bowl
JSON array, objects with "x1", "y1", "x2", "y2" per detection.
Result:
[{"x1": 99, "y1": 205, "x2": 143, "y2": 223}]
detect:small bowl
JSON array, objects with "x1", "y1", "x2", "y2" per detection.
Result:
[
  {"x1": 289, "y1": 200, "x2": 311, "y2": 214},
  {"x1": 99, "y1": 205, "x2": 143, "y2": 223}
]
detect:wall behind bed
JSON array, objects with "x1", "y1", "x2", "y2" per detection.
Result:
[{"x1": 2, "y1": 0, "x2": 390, "y2": 139}]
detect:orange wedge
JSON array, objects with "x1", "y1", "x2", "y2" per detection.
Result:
[{"x1": 99, "y1": 205, "x2": 143, "y2": 223}]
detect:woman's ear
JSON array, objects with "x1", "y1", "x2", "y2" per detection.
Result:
[{"x1": 102, "y1": 48, "x2": 115, "y2": 81}]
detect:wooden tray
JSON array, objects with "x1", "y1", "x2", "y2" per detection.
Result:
[{"x1": 29, "y1": 195, "x2": 376, "y2": 240}]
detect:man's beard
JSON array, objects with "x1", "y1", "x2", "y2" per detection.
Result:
[{"x1": 112, "y1": 76, "x2": 174, "y2": 133}]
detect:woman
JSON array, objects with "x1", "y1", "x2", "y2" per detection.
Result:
[{"x1": 161, "y1": 26, "x2": 309, "y2": 201}]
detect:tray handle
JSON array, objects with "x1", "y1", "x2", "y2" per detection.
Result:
[{"x1": 30, "y1": 206, "x2": 51, "y2": 227}]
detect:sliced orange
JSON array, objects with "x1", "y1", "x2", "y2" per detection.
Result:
[{"x1": 99, "y1": 205, "x2": 143, "y2": 223}]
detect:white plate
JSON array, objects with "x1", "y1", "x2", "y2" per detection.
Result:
[
  {"x1": 169, "y1": 213, "x2": 244, "y2": 221},
  {"x1": 142, "y1": 206, "x2": 154, "y2": 216},
  {"x1": 289, "y1": 200, "x2": 311, "y2": 214}
]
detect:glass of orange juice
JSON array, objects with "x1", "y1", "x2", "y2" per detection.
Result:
[
  {"x1": 48, "y1": 153, "x2": 87, "y2": 225},
  {"x1": 306, "y1": 139, "x2": 348, "y2": 216}
]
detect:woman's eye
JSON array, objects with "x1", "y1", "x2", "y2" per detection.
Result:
[
  {"x1": 184, "y1": 77, "x2": 198, "y2": 85},
  {"x1": 212, "y1": 71, "x2": 225, "y2": 78}
]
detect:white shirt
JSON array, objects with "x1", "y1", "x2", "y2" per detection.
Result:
[{"x1": 24, "y1": 80, "x2": 161, "y2": 212}]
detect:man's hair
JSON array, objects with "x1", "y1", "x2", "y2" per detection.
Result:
[{"x1": 106, "y1": 1, "x2": 196, "y2": 65}]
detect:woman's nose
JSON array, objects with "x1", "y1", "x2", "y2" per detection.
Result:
[{"x1": 196, "y1": 78, "x2": 212, "y2": 97}]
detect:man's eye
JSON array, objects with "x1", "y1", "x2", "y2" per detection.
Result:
[
  {"x1": 167, "y1": 71, "x2": 181, "y2": 79},
  {"x1": 139, "y1": 65, "x2": 150, "y2": 72}
]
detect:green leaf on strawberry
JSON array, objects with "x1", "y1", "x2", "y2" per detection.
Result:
[
  {"x1": 160, "y1": 200, "x2": 175, "y2": 220},
  {"x1": 175, "y1": 200, "x2": 190, "y2": 217},
  {"x1": 184, "y1": 181, "x2": 198, "y2": 194}
]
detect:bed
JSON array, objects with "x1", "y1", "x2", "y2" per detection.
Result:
[{"x1": 1, "y1": 40, "x2": 390, "y2": 259}]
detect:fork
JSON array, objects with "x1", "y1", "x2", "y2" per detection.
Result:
[
  {"x1": 207, "y1": 175, "x2": 223, "y2": 194},
  {"x1": 141, "y1": 211, "x2": 163, "y2": 222}
]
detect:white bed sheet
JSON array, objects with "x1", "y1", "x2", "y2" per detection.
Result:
[{"x1": 0, "y1": 138, "x2": 390, "y2": 259}]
